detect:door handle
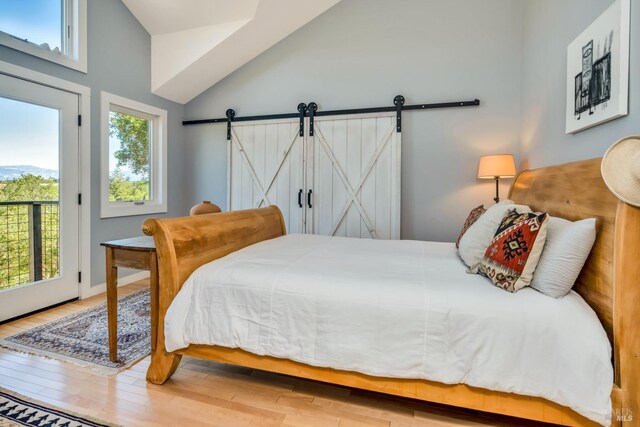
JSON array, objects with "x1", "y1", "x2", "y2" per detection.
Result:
[
  {"x1": 307, "y1": 189, "x2": 313, "y2": 208},
  {"x1": 297, "y1": 189, "x2": 303, "y2": 208}
]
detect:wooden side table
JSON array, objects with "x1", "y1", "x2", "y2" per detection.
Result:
[{"x1": 100, "y1": 236, "x2": 157, "y2": 363}]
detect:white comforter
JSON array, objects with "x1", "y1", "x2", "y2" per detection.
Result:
[{"x1": 165, "y1": 234, "x2": 613, "y2": 425}]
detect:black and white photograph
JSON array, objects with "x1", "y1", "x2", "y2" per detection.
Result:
[{"x1": 566, "y1": 0, "x2": 630, "y2": 134}]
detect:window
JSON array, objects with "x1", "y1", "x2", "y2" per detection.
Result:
[
  {"x1": 100, "y1": 92, "x2": 167, "y2": 218},
  {"x1": 0, "y1": 0, "x2": 87, "y2": 72}
]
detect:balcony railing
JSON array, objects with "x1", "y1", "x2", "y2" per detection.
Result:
[{"x1": 0, "y1": 201, "x2": 59, "y2": 290}]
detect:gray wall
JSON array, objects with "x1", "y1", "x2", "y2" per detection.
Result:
[
  {"x1": 0, "y1": 0, "x2": 186, "y2": 286},
  {"x1": 1, "y1": 0, "x2": 632, "y2": 285},
  {"x1": 184, "y1": 0, "x2": 525, "y2": 242},
  {"x1": 520, "y1": 0, "x2": 639, "y2": 168}
]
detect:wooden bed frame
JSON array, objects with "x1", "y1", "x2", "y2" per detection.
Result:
[{"x1": 142, "y1": 158, "x2": 639, "y2": 426}]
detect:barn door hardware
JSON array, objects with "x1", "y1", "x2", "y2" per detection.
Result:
[
  {"x1": 394, "y1": 95, "x2": 405, "y2": 132},
  {"x1": 297, "y1": 103, "x2": 307, "y2": 137},
  {"x1": 225, "y1": 109, "x2": 235, "y2": 140},
  {"x1": 304, "y1": 96, "x2": 479, "y2": 134},
  {"x1": 308, "y1": 102, "x2": 318, "y2": 136},
  {"x1": 183, "y1": 97, "x2": 481, "y2": 133}
]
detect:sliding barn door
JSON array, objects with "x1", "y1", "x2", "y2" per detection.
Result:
[
  {"x1": 228, "y1": 119, "x2": 305, "y2": 233},
  {"x1": 308, "y1": 113, "x2": 401, "y2": 239}
]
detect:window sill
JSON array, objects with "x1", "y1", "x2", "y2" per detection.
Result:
[
  {"x1": 100, "y1": 202, "x2": 167, "y2": 219},
  {"x1": 0, "y1": 33, "x2": 87, "y2": 73}
]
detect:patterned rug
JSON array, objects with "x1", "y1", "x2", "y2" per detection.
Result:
[
  {"x1": 0, "y1": 289, "x2": 150, "y2": 375},
  {"x1": 0, "y1": 387, "x2": 115, "y2": 427}
]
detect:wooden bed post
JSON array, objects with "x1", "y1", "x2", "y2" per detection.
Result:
[
  {"x1": 142, "y1": 218, "x2": 183, "y2": 384},
  {"x1": 613, "y1": 201, "x2": 640, "y2": 421},
  {"x1": 147, "y1": 335, "x2": 182, "y2": 384}
]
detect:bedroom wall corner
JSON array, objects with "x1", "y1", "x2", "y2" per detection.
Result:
[
  {"x1": 520, "y1": 0, "x2": 640, "y2": 169},
  {"x1": 183, "y1": 0, "x2": 526, "y2": 242}
]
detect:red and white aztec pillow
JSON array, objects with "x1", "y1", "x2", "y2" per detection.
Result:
[{"x1": 478, "y1": 209, "x2": 549, "y2": 293}]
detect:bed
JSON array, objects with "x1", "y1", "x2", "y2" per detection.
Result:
[{"x1": 142, "y1": 158, "x2": 640, "y2": 426}]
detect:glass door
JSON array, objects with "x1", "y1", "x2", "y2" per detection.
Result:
[{"x1": 0, "y1": 73, "x2": 79, "y2": 321}]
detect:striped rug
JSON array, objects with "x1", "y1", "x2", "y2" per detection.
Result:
[{"x1": 0, "y1": 387, "x2": 114, "y2": 426}]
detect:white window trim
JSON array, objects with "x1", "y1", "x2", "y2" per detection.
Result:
[
  {"x1": 0, "y1": 0, "x2": 87, "y2": 73},
  {"x1": 100, "y1": 91, "x2": 167, "y2": 218}
]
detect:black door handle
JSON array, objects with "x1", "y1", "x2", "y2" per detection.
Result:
[
  {"x1": 297, "y1": 189, "x2": 303, "y2": 208},
  {"x1": 307, "y1": 189, "x2": 313, "y2": 208}
]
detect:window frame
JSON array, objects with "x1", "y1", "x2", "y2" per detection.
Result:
[
  {"x1": 100, "y1": 91, "x2": 167, "y2": 219},
  {"x1": 0, "y1": 0, "x2": 87, "y2": 73}
]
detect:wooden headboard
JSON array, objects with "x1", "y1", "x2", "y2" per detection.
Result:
[
  {"x1": 509, "y1": 158, "x2": 617, "y2": 345},
  {"x1": 509, "y1": 157, "x2": 640, "y2": 416}
]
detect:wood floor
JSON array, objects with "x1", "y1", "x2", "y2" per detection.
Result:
[{"x1": 0, "y1": 279, "x2": 555, "y2": 427}]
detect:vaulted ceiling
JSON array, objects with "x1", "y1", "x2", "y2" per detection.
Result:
[{"x1": 122, "y1": 0, "x2": 340, "y2": 104}]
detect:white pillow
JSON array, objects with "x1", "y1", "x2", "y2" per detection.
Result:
[
  {"x1": 530, "y1": 217, "x2": 596, "y2": 298},
  {"x1": 457, "y1": 200, "x2": 531, "y2": 273}
]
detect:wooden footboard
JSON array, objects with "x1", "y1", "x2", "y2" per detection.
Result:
[{"x1": 141, "y1": 206, "x2": 286, "y2": 383}]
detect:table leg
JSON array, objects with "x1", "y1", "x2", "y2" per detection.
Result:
[{"x1": 105, "y1": 247, "x2": 118, "y2": 362}]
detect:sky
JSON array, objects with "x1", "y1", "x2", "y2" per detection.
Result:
[
  {"x1": 0, "y1": 0, "x2": 62, "y2": 49},
  {"x1": 0, "y1": 95, "x2": 142, "y2": 177},
  {"x1": 0, "y1": 1, "x2": 62, "y2": 170},
  {"x1": 0, "y1": 99, "x2": 145, "y2": 182},
  {"x1": 0, "y1": 96, "x2": 59, "y2": 170}
]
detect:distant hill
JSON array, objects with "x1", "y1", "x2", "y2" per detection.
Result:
[{"x1": 0, "y1": 165, "x2": 59, "y2": 181}]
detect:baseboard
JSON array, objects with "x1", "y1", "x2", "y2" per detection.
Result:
[{"x1": 81, "y1": 271, "x2": 150, "y2": 299}]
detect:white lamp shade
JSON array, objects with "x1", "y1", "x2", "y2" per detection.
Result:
[{"x1": 478, "y1": 154, "x2": 516, "y2": 179}]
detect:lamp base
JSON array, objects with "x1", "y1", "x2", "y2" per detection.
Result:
[{"x1": 494, "y1": 176, "x2": 500, "y2": 203}]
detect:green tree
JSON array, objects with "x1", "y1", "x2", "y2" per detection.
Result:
[
  {"x1": 109, "y1": 111, "x2": 150, "y2": 176},
  {"x1": 0, "y1": 174, "x2": 58, "y2": 202},
  {"x1": 109, "y1": 169, "x2": 150, "y2": 202},
  {"x1": 0, "y1": 174, "x2": 60, "y2": 289}
]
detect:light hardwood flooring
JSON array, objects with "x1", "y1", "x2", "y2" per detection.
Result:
[{"x1": 0, "y1": 279, "x2": 554, "y2": 427}]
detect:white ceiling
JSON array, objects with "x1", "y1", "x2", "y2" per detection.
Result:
[{"x1": 122, "y1": 0, "x2": 340, "y2": 104}]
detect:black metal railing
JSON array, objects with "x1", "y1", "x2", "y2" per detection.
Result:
[{"x1": 0, "y1": 201, "x2": 59, "y2": 290}]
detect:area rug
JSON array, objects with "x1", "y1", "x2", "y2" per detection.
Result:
[
  {"x1": 0, "y1": 387, "x2": 115, "y2": 426},
  {"x1": 0, "y1": 289, "x2": 150, "y2": 375}
]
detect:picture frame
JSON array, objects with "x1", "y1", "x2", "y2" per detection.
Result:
[{"x1": 565, "y1": 0, "x2": 630, "y2": 134}]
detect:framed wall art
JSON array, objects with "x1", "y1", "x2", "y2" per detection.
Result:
[{"x1": 566, "y1": 0, "x2": 630, "y2": 134}]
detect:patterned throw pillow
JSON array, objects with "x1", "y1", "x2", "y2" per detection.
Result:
[
  {"x1": 478, "y1": 209, "x2": 549, "y2": 293},
  {"x1": 456, "y1": 205, "x2": 486, "y2": 248}
]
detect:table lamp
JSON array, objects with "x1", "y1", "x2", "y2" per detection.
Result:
[{"x1": 478, "y1": 154, "x2": 516, "y2": 203}]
